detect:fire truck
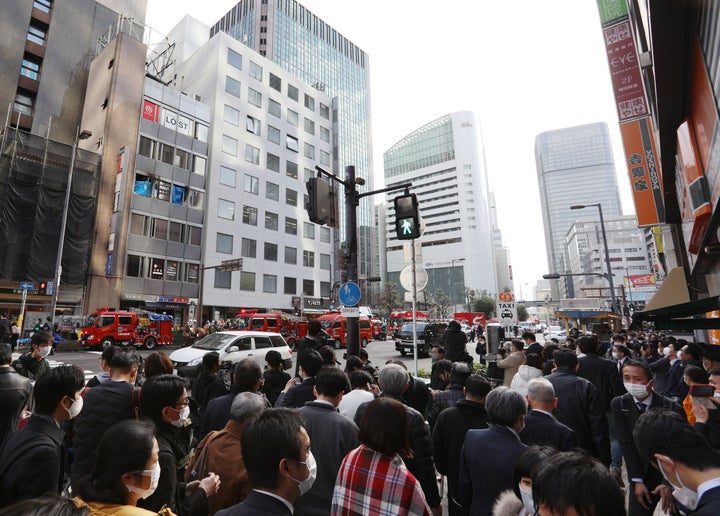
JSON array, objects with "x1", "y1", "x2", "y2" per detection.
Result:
[
  {"x1": 232, "y1": 310, "x2": 308, "y2": 350},
  {"x1": 79, "y1": 308, "x2": 174, "y2": 350},
  {"x1": 388, "y1": 310, "x2": 430, "y2": 338}
]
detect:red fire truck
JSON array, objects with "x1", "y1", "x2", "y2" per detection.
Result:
[
  {"x1": 388, "y1": 310, "x2": 430, "y2": 338},
  {"x1": 79, "y1": 308, "x2": 173, "y2": 350},
  {"x1": 232, "y1": 311, "x2": 308, "y2": 350}
]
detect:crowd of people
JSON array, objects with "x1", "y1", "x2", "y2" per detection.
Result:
[{"x1": 2, "y1": 324, "x2": 720, "y2": 515}]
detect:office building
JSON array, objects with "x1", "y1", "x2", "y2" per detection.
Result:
[
  {"x1": 535, "y1": 122, "x2": 622, "y2": 301},
  {"x1": 210, "y1": 0, "x2": 374, "y2": 279},
  {"x1": 489, "y1": 192, "x2": 513, "y2": 294},
  {"x1": 384, "y1": 112, "x2": 497, "y2": 308}
]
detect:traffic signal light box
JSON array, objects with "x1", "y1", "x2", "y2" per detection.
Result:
[
  {"x1": 394, "y1": 193, "x2": 420, "y2": 240},
  {"x1": 305, "y1": 177, "x2": 332, "y2": 225}
]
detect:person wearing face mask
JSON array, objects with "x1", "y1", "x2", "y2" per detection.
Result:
[
  {"x1": 74, "y1": 418, "x2": 177, "y2": 515},
  {"x1": 11, "y1": 330, "x2": 52, "y2": 381},
  {"x1": 611, "y1": 360, "x2": 685, "y2": 516},
  {"x1": 0, "y1": 364, "x2": 85, "y2": 507},
  {"x1": 217, "y1": 408, "x2": 314, "y2": 516},
  {"x1": 649, "y1": 336, "x2": 675, "y2": 394},
  {"x1": 634, "y1": 409, "x2": 720, "y2": 515},
  {"x1": 139, "y1": 374, "x2": 220, "y2": 516},
  {"x1": 492, "y1": 446, "x2": 559, "y2": 516}
]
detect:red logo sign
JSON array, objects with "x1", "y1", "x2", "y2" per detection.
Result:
[{"x1": 142, "y1": 100, "x2": 159, "y2": 122}]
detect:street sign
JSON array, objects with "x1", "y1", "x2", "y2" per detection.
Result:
[
  {"x1": 19, "y1": 282, "x2": 34, "y2": 290},
  {"x1": 341, "y1": 306, "x2": 360, "y2": 317},
  {"x1": 399, "y1": 265, "x2": 428, "y2": 292},
  {"x1": 497, "y1": 292, "x2": 517, "y2": 326},
  {"x1": 403, "y1": 241, "x2": 423, "y2": 265},
  {"x1": 338, "y1": 282, "x2": 361, "y2": 307},
  {"x1": 219, "y1": 258, "x2": 243, "y2": 271}
]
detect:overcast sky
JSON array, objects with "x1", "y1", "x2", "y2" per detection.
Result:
[{"x1": 146, "y1": 0, "x2": 634, "y2": 299}]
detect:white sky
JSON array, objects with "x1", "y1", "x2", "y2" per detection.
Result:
[{"x1": 146, "y1": 0, "x2": 634, "y2": 300}]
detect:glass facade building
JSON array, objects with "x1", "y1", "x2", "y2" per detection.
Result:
[
  {"x1": 211, "y1": 0, "x2": 373, "y2": 278},
  {"x1": 535, "y1": 122, "x2": 622, "y2": 301}
]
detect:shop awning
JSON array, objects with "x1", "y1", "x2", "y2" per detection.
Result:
[
  {"x1": 643, "y1": 267, "x2": 690, "y2": 312},
  {"x1": 631, "y1": 295, "x2": 720, "y2": 330}
]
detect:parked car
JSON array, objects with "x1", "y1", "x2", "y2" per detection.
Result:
[
  {"x1": 169, "y1": 330, "x2": 293, "y2": 385},
  {"x1": 543, "y1": 324, "x2": 564, "y2": 340},
  {"x1": 394, "y1": 321, "x2": 448, "y2": 358}
]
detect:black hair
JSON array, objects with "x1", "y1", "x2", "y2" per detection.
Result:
[
  {"x1": 621, "y1": 359, "x2": 654, "y2": 381},
  {"x1": 525, "y1": 353, "x2": 543, "y2": 370},
  {"x1": 100, "y1": 345, "x2": 117, "y2": 364},
  {"x1": 634, "y1": 409, "x2": 720, "y2": 470},
  {"x1": 434, "y1": 359, "x2": 453, "y2": 374},
  {"x1": 576, "y1": 335, "x2": 598, "y2": 355},
  {"x1": 307, "y1": 319, "x2": 322, "y2": 336},
  {"x1": 139, "y1": 374, "x2": 187, "y2": 424},
  {"x1": 510, "y1": 339, "x2": 524, "y2": 352},
  {"x1": 346, "y1": 355, "x2": 364, "y2": 371},
  {"x1": 298, "y1": 348, "x2": 323, "y2": 377},
  {"x1": 0, "y1": 496, "x2": 89, "y2": 516},
  {"x1": 30, "y1": 330, "x2": 52, "y2": 348},
  {"x1": 521, "y1": 331, "x2": 536, "y2": 342},
  {"x1": 318, "y1": 345, "x2": 337, "y2": 365},
  {"x1": 612, "y1": 334, "x2": 626, "y2": 344},
  {"x1": 264, "y1": 349, "x2": 282, "y2": 369},
  {"x1": 242, "y1": 408, "x2": 305, "y2": 490},
  {"x1": 315, "y1": 367, "x2": 349, "y2": 397},
  {"x1": 684, "y1": 342, "x2": 704, "y2": 360},
  {"x1": 532, "y1": 451, "x2": 625, "y2": 516},
  {"x1": 553, "y1": 348, "x2": 578, "y2": 369},
  {"x1": 358, "y1": 348, "x2": 369, "y2": 361},
  {"x1": 512, "y1": 446, "x2": 559, "y2": 499},
  {"x1": 0, "y1": 343, "x2": 11, "y2": 365},
  {"x1": 109, "y1": 347, "x2": 140, "y2": 373},
  {"x1": 202, "y1": 351, "x2": 220, "y2": 371},
  {"x1": 430, "y1": 344, "x2": 445, "y2": 355},
  {"x1": 542, "y1": 344, "x2": 560, "y2": 361},
  {"x1": 613, "y1": 344, "x2": 631, "y2": 357},
  {"x1": 233, "y1": 358, "x2": 263, "y2": 388},
  {"x1": 349, "y1": 369, "x2": 374, "y2": 390},
  {"x1": 75, "y1": 419, "x2": 156, "y2": 505},
  {"x1": 33, "y1": 364, "x2": 85, "y2": 415},
  {"x1": 683, "y1": 365, "x2": 709, "y2": 384},
  {"x1": 465, "y1": 375, "x2": 491, "y2": 399}
]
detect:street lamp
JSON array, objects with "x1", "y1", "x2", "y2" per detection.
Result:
[
  {"x1": 451, "y1": 258, "x2": 465, "y2": 309},
  {"x1": 49, "y1": 128, "x2": 92, "y2": 323},
  {"x1": 570, "y1": 204, "x2": 618, "y2": 313}
]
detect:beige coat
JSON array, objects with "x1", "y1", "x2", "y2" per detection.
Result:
[{"x1": 496, "y1": 351, "x2": 526, "y2": 387}]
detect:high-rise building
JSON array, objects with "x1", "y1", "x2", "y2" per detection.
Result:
[
  {"x1": 384, "y1": 112, "x2": 497, "y2": 309},
  {"x1": 210, "y1": 0, "x2": 374, "y2": 279},
  {"x1": 489, "y1": 192, "x2": 513, "y2": 294},
  {"x1": 535, "y1": 122, "x2": 622, "y2": 301}
]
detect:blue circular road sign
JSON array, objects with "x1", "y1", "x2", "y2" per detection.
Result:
[{"x1": 338, "y1": 282, "x2": 362, "y2": 307}]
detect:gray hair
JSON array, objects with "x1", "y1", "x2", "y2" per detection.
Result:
[
  {"x1": 378, "y1": 363, "x2": 410, "y2": 396},
  {"x1": 230, "y1": 391, "x2": 266, "y2": 423},
  {"x1": 526, "y1": 378, "x2": 555, "y2": 403},
  {"x1": 485, "y1": 386, "x2": 527, "y2": 427}
]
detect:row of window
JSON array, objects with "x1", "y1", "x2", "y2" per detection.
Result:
[
  {"x1": 138, "y1": 136, "x2": 207, "y2": 175},
  {"x1": 216, "y1": 232, "x2": 330, "y2": 267},
  {"x1": 125, "y1": 255, "x2": 199, "y2": 283},
  {"x1": 221, "y1": 131, "x2": 330, "y2": 167},
  {"x1": 214, "y1": 270, "x2": 329, "y2": 297},
  {"x1": 224, "y1": 103, "x2": 330, "y2": 144},
  {"x1": 129, "y1": 213, "x2": 203, "y2": 245},
  {"x1": 133, "y1": 174, "x2": 204, "y2": 210}
]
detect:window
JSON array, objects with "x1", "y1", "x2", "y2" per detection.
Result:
[
  {"x1": 264, "y1": 242, "x2": 278, "y2": 261},
  {"x1": 269, "y1": 73, "x2": 281, "y2": 91},
  {"x1": 187, "y1": 226, "x2": 202, "y2": 246},
  {"x1": 248, "y1": 88, "x2": 262, "y2": 107},
  {"x1": 320, "y1": 227, "x2": 331, "y2": 243},
  {"x1": 266, "y1": 182, "x2": 279, "y2": 201},
  {"x1": 227, "y1": 48, "x2": 242, "y2": 69},
  {"x1": 153, "y1": 180, "x2": 171, "y2": 201},
  {"x1": 193, "y1": 155, "x2": 206, "y2": 175},
  {"x1": 241, "y1": 238, "x2": 257, "y2": 258},
  {"x1": 195, "y1": 123, "x2": 208, "y2": 142},
  {"x1": 286, "y1": 161, "x2": 298, "y2": 179},
  {"x1": 287, "y1": 84, "x2": 299, "y2": 101},
  {"x1": 27, "y1": 24, "x2": 47, "y2": 46},
  {"x1": 321, "y1": 281, "x2": 330, "y2": 297},
  {"x1": 225, "y1": 76, "x2": 241, "y2": 97},
  {"x1": 220, "y1": 166, "x2": 236, "y2": 187},
  {"x1": 224, "y1": 105, "x2": 240, "y2": 125},
  {"x1": 152, "y1": 218, "x2": 168, "y2": 240},
  {"x1": 174, "y1": 148, "x2": 190, "y2": 169},
  {"x1": 320, "y1": 126, "x2": 330, "y2": 143},
  {"x1": 320, "y1": 150, "x2": 330, "y2": 166},
  {"x1": 304, "y1": 94, "x2": 315, "y2": 111},
  {"x1": 20, "y1": 58, "x2": 41, "y2": 80},
  {"x1": 268, "y1": 98, "x2": 281, "y2": 117},
  {"x1": 33, "y1": 0, "x2": 52, "y2": 13},
  {"x1": 286, "y1": 135, "x2": 298, "y2": 152},
  {"x1": 285, "y1": 217, "x2": 297, "y2": 235},
  {"x1": 165, "y1": 260, "x2": 179, "y2": 281},
  {"x1": 303, "y1": 250, "x2": 315, "y2": 267},
  {"x1": 249, "y1": 61, "x2": 262, "y2": 80},
  {"x1": 215, "y1": 269, "x2": 231, "y2": 289},
  {"x1": 320, "y1": 103, "x2": 330, "y2": 120},
  {"x1": 304, "y1": 168, "x2": 314, "y2": 182},
  {"x1": 267, "y1": 125, "x2": 280, "y2": 144},
  {"x1": 245, "y1": 144, "x2": 260, "y2": 164},
  {"x1": 320, "y1": 253, "x2": 331, "y2": 270},
  {"x1": 303, "y1": 222, "x2": 315, "y2": 239},
  {"x1": 187, "y1": 190, "x2": 204, "y2": 210},
  {"x1": 216, "y1": 233, "x2": 233, "y2": 254},
  {"x1": 222, "y1": 135, "x2": 238, "y2": 155},
  {"x1": 185, "y1": 263, "x2": 199, "y2": 283},
  {"x1": 287, "y1": 109, "x2": 298, "y2": 126},
  {"x1": 265, "y1": 211, "x2": 278, "y2": 231},
  {"x1": 169, "y1": 221, "x2": 183, "y2": 242},
  {"x1": 263, "y1": 275, "x2": 278, "y2": 293},
  {"x1": 240, "y1": 271, "x2": 255, "y2": 291},
  {"x1": 129, "y1": 213, "x2": 149, "y2": 236},
  {"x1": 303, "y1": 279, "x2": 314, "y2": 296},
  {"x1": 244, "y1": 174, "x2": 259, "y2": 194},
  {"x1": 284, "y1": 246, "x2": 297, "y2": 264},
  {"x1": 243, "y1": 206, "x2": 258, "y2": 225},
  {"x1": 138, "y1": 136, "x2": 155, "y2": 158},
  {"x1": 267, "y1": 153, "x2": 280, "y2": 172},
  {"x1": 286, "y1": 189, "x2": 297, "y2": 206},
  {"x1": 171, "y1": 185, "x2": 186, "y2": 205},
  {"x1": 284, "y1": 277, "x2": 296, "y2": 295},
  {"x1": 304, "y1": 118, "x2": 315, "y2": 135},
  {"x1": 218, "y1": 199, "x2": 235, "y2": 220},
  {"x1": 150, "y1": 258, "x2": 165, "y2": 279},
  {"x1": 126, "y1": 255, "x2": 144, "y2": 277},
  {"x1": 304, "y1": 143, "x2": 315, "y2": 160},
  {"x1": 159, "y1": 143, "x2": 174, "y2": 164},
  {"x1": 246, "y1": 115, "x2": 261, "y2": 135}
]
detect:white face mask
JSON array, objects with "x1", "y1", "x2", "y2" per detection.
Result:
[
  {"x1": 713, "y1": 391, "x2": 720, "y2": 399},
  {"x1": 291, "y1": 451, "x2": 317, "y2": 496},
  {"x1": 663, "y1": 347, "x2": 671, "y2": 357},
  {"x1": 170, "y1": 405, "x2": 191, "y2": 428},
  {"x1": 519, "y1": 484, "x2": 534, "y2": 514},
  {"x1": 66, "y1": 395, "x2": 83, "y2": 419},
  {"x1": 37, "y1": 345, "x2": 51, "y2": 358},
  {"x1": 657, "y1": 458, "x2": 698, "y2": 510},
  {"x1": 624, "y1": 382, "x2": 651, "y2": 401},
  {"x1": 125, "y1": 461, "x2": 161, "y2": 499},
  {"x1": 612, "y1": 351, "x2": 619, "y2": 360}
]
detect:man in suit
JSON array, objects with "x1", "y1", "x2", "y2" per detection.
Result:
[
  {"x1": 276, "y1": 349, "x2": 323, "y2": 409},
  {"x1": 519, "y1": 377, "x2": 576, "y2": 451},
  {"x1": 546, "y1": 349, "x2": 610, "y2": 465},
  {"x1": 217, "y1": 408, "x2": 312, "y2": 516},
  {"x1": 635, "y1": 409, "x2": 720, "y2": 516},
  {"x1": 459, "y1": 386, "x2": 528, "y2": 516},
  {"x1": 611, "y1": 360, "x2": 685, "y2": 516},
  {"x1": 521, "y1": 331, "x2": 542, "y2": 356}
]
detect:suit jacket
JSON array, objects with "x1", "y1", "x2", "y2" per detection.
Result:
[
  {"x1": 546, "y1": 368, "x2": 610, "y2": 465},
  {"x1": 578, "y1": 353, "x2": 623, "y2": 412},
  {"x1": 216, "y1": 490, "x2": 292, "y2": 516},
  {"x1": 649, "y1": 356, "x2": 670, "y2": 394},
  {"x1": 459, "y1": 425, "x2": 527, "y2": 516},
  {"x1": 525, "y1": 342, "x2": 543, "y2": 356},
  {"x1": 695, "y1": 485, "x2": 720, "y2": 515},
  {"x1": 496, "y1": 351, "x2": 525, "y2": 387},
  {"x1": 664, "y1": 359, "x2": 685, "y2": 398},
  {"x1": 275, "y1": 377, "x2": 316, "y2": 408},
  {"x1": 610, "y1": 392, "x2": 684, "y2": 485},
  {"x1": 519, "y1": 409, "x2": 577, "y2": 451}
]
